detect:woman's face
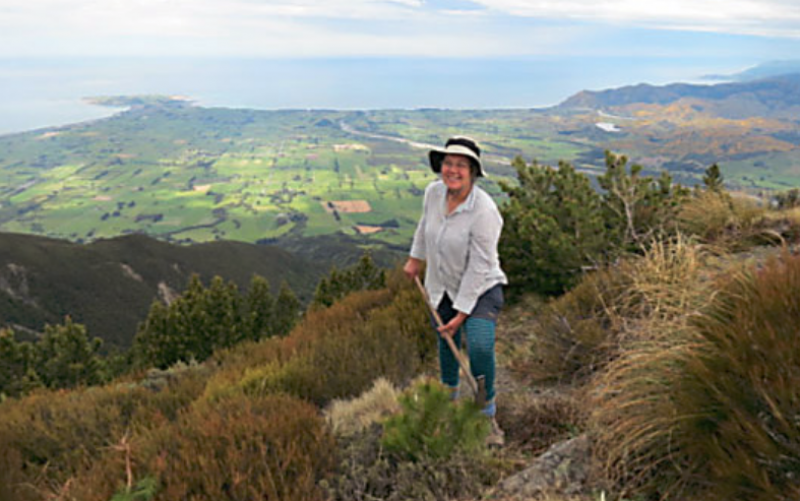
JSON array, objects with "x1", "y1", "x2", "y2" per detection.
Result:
[{"x1": 441, "y1": 154, "x2": 474, "y2": 194}]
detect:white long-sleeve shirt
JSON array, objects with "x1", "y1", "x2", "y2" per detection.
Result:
[{"x1": 410, "y1": 180, "x2": 508, "y2": 314}]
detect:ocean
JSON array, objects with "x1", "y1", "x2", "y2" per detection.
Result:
[{"x1": 0, "y1": 56, "x2": 744, "y2": 135}]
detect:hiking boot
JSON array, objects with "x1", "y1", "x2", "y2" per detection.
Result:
[{"x1": 486, "y1": 417, "x2": 505, "y2": 448}]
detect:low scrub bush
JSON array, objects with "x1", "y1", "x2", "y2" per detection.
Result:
[
  {"x1": 324, "y1": 378, "x2": 504, "y2": 501},
  {"x1": 140, "y1": 393, "x2": 335, "y2": 501},
  {"x1": 325, "y1": 423, "x2": 502, "y2": 501},
  {"x1": 236, "y1": 273, "x2": 431, "y2": 406},
  {"x1": 65, "y1": 393, "x2": 335, "y2": 501},
  {"x1": 500, "y1": 390, "x2": 586, "y2": 456},
  {"x1": 0, "y1": 366, "x2": 207, "y2": 501}
]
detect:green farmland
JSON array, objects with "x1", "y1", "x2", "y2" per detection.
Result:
[
  {"x1": 3, "y1": 94, "x2": 799, "y2": 249},
  {"x1": 0, "y1": 100, "x2": 527, "y2": 247}
]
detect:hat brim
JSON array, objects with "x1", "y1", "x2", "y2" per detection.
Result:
[{"x1": 428, "y1": 146, "x2": 486, "y2": 177}]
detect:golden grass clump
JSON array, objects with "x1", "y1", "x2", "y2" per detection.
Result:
[
  {"x1": 674, "y1": 250, "x2": 800, "y2": 500},
  {"x1": 591, "y1": 249, "x2": 800, "y2": 500},
  {"x1": 515, "y1": 234, "x2": 710, "y2": 384},
  {"x1": 677, "y1": 190, "x2": 795, "y2": 251},
  {"x1": 508, "y1": 267, "x2": 630, "y2": 384},
  {"x1": 325, "y1": 377, "x2": 401, "y2": 438},
  {"x1": 587, "y1": 237, "x2": 718, "y2": 498}
]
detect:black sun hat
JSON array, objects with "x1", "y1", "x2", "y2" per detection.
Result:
[{"x1": 428, "y1": 136, "x2": 487, "y2": 177}]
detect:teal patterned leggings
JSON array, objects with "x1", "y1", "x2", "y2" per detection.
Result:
[
  {"x1": 438, "y1": 316, "x2": 497, "y2": 407},
  {"x1": 435, "y1": 287, "x2": 503, "y2": 416}
]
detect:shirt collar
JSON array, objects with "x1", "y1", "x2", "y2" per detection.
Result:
[{"x1": 450, "y1": 184, "x2": 477, "y2": 215}]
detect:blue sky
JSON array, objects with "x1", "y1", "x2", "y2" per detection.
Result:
[{"x1": 1, "y1": 0, "x2": 798, "y2": 65}]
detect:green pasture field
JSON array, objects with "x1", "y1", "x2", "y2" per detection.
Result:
[
  {"x1": 2, "y1": 97, "x2": 797, "y2": 249},
  {"x1": 721, "y1": 151, "x2": 800, "y2": 191}
]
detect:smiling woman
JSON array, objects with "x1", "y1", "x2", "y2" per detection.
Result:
[{"x1": 403, "y1": 135, "x2": 508, "y2": 446}]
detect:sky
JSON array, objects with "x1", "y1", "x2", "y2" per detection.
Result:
[{"x1": 1, "y1": 0, "x2": 799, "y2": 62}]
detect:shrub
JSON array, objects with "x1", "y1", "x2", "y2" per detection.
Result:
[
  {"x1": 235, "y1": 270, "x2": 431, "y2": 407},
  {"x1": 773, "y1": 187, "x2": 800, "y2": 209},
  {"x1": 324, "y1": 378, "x2": 504, "y2": 501},
  {"x1": 0, "y1": 366, "x2": 207, "y2": 501},
  {"x1": 139, "y1": 393, "x2": 335, "y2": 501},
  {"x1": 499, "y1": 157, "x2": 608, "y2": 297},
  {"x1": 381, "y1": 379, "x2": 489, "y2": 461},
  {"x1": 324, "y1": 423, "x2": 502, "y2": 501},
  {"x1": 599, "y1": 151, "x2": 688, "y2": 252}
]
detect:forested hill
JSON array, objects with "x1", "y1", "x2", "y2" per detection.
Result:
[
  {"x1": 559, "y1": 73, "x2": 800, "y2": 119},
  {"x1": 0, "y1": 232, "x2": 328, "y2": 350}
]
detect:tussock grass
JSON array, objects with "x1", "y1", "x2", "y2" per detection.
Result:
[
  {"x1": 515, "y1": 234, "x2": 711, "y2": 384},
  {"x1": 587, "y1": 236, "x2": 717, "y2": 499},
  {"x1": 678, "y1": 191, "x2": 795, "y2": 251},
  {"x1": 325, "y1": 377, "x2": 401, "y2": 438},
  {"x1": 590, "y1": 248, "x2": 800, "y2": 500}
]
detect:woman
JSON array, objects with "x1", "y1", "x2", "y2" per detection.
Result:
[{"x1": 404, "y1": 135, "x2": 508, "y2": 445}]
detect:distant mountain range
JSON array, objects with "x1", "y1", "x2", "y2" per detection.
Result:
[
  {"x1": 0, "y1": 232, "x2": 330, "y2": 350},
  {"x1": 705, "y1": 60, "x2": 800, "y2": 82},
  {"x1": 558, "y1": 73, "x2": 800, "y2": 120}
]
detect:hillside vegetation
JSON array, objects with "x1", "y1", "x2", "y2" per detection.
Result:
[
  {"x1": 3, "y1": 151, "x2": 800, "y2": 500},
  {"x1": 0, "y1": 232, "x2": 328, "y2": 349}
]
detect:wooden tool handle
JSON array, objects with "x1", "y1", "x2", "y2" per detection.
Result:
[{"x1": 414, "y1": 276, "x2": 479, "y2": 395}]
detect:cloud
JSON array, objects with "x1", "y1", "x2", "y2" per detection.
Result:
[
  {"x1": 0, "y1": 0, "x2": 798, "y2": 57},
  {"x1": 0, "y1": 0, "x2": 571, "y2": 57},
  {"x1": 470, "y1": 0, "x2": 800, "y2": 37}
]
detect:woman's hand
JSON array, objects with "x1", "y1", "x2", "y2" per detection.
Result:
[
  {"x1": 438, "y1": 311, "x2": 467, "y2": 338},
  {"x1": 404, "y1": 257, "x2": 422, "y2": 280}
]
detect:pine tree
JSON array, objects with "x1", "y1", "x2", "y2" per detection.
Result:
[
  {"x1": 499, "y1": 156, "x2": 608, "y2": 295},
  {"x1": 702, "y1": 163, "x2": 724, "y2": 192},
  {"x1": 0, "y1": 329, "x2": 40, "y2": 398},
  {"x1": 349, "y1": 252, "x2": 386, "y2": 291},
  {"x1": 311, "y1": 252, "x2": 386, "y2": 308},
  {"x1": 35, "y1": 317, "x2": 106, "y2": 389},
  {"x1": 133, "y1": 299, "x2": 180, "y2": 369},
  {"x1": 273, "y1": 281, "x2": 300, "y2": 337},
  {"x1": 598, "y1": 151, "x2": 688, "y2": 251},
  {"x1": 245, "y1": 275, "x2": 274, "y2": 341},
  {"x1": 199, "y1": 276, "x2": 243, "y2": 359}
]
